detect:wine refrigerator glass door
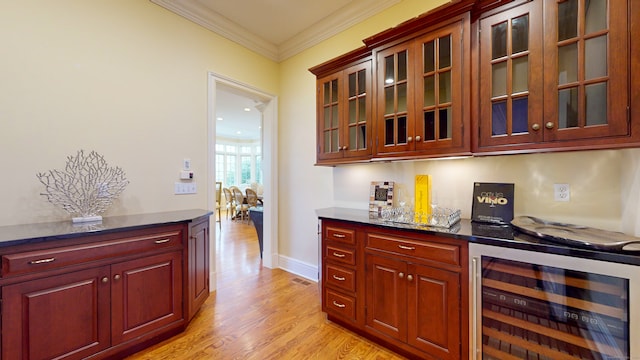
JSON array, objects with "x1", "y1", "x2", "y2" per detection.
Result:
[{"x1": 470, "y1": 243, "x2": 640, "y2": 360}]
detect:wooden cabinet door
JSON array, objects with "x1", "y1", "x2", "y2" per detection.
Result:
[
  {"x1": 111, "y1": 251, "x2": 183, "y2": 345},
  {"x1": 341, "y1": 61, "x2": 373, "y2": 161},
  {"x1": 542, "y1": 0, "x2": 629, "y2": 142},
  {"x1": 187, "y1": 218, "x2": 210, "y2": 321},
  {"x1": 365, "y1": 254, "x2": 407, "y2": 341},
  {"x1": 2, "y1": 266, "x2": 111, "y2": 360},
  {"x1": 407, "y1": 263, "x2": 461, "y2": 359},
  {"x1": 413, "y1": 14, "x2": 471, "y2": 156},
  {"x1": 316, "y1": 73, "x2": 344, "y2": 162},
  {"x1": 316, "y1": 61, "x2": 372, "y2": 164},
  {"x1": 376, "y1": 43, "x2": 415, "y2": 155},
  {"x1": 478, "y1": 0, "x2": 544, "y2": 148}
]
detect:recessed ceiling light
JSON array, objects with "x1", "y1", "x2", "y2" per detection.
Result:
[
  {"x1": 236, "y1": 131, "x2": 242, "y2": 134},
  {"x1": 216, "y1": 117, "x2": 223, "y2": 121},
  {"x1": 244, "y1": 108, "x2": 251, "y2": 112}
]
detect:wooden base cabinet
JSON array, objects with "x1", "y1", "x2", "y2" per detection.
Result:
[
  {"x1": 321, "y1": 219, "x2": 468, "y2": 360},
  {"x1": 0, "y1": 213, "x2": 210, "y2": 360},
  {"x1": 3, "y1": 266, "x2": 112, "y2": 360},
  {"x1": 366, "y1": 255, "x2": 460, "y2": 359},
  {"x1": 3, "y1": 251, "x2": 183, "y2": 360},
  {"x1": 187, "y1": 216, "x2": 210, "y2": 321}
]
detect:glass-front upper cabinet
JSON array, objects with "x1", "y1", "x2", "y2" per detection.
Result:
[
  {"x1": 376, "y1": 44, "x2": 414, "y2": 154},
  {"x1": 478, "y1": 1, "x2": 544, "y2": 148},
  {"x1": 543, "y1": 0, "x2": 628, "y2": 141},
  {"x1": 376, "y1": 14, "x2": 470, "y2": 157},
  {"x1": 414, "y1": 15, "x2": 470, "y2": 155},
  {"x1": 478, "y1": 0, "x2": 629, "y2": 151},
  {"x1": 316, "y1": 60, "x2": 372, "y2": 164}
]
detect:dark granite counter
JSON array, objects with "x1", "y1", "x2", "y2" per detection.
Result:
[
  {"x1": 0, "y1": 209, "x2": 212, "y2": 248},
  {"x1": 316, "y1": 207, "x2": 640, "y2": 266}
]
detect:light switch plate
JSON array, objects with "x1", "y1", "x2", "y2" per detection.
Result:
[{"x1": 175, "y1": 182, "x2": 197, "y2": 194}]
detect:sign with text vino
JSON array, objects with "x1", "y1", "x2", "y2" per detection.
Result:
[{"x1": 471, "y1": 182, "x2": 514, "y2": 224}]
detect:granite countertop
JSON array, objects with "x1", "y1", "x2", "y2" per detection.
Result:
[
  {"x1": 0, "y1": 209, "x2": 212, "y2": 248},
  {"x1": 316, "y1": 207, "x2": 640, "y2": 266}
]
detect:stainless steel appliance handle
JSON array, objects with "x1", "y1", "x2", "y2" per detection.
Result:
[{"x1": 471, "y1": 256, "x2": 479, "y2": 360}]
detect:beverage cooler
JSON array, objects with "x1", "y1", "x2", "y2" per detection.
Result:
[{"x1": 469, "y1": 243, "x2": 640, "y2": 359}]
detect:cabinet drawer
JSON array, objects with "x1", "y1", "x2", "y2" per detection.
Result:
[
  {"x1": 325, "y1": 264, "x2": 356, "y2": 293},
  {"x1": 325, "y1": 288, "x2": 356, "y2": 321},
  {"x1": 325, "y1": 245, "x2": 356, "y2": 266},
  {"x1": 366, "y1": 233, "x2": 460, "y2": 266},
  {"x1": 2, "y1": 230, "x2": 183, "y2": 277},
  {"x1": 325, "y1": 226, "x2": 356, "y2": 245}
]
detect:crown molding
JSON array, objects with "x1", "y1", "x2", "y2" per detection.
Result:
[
  {"x1": 278, "y1": 0, "x2": 401, "y2": 61},
  {"x1": 151, "y1": 0, "x2": 401, "y2": 62},
  {"x1": 150, "y1": 0, "x2": 279, "y2": 61}
]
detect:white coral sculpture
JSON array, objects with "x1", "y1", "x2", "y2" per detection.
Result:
[{"x1": 37, "y1": 150, "x2": 129, "y2": 220}]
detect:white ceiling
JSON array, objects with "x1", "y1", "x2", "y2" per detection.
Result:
[
  {"x1": 150, "y1": 0, "x2": 400, "y2": 62},
  {"x1": 150, "y1": 0, "x2": 401, "y2": 140},
  {"x1": 215, "y1": 89, "x2": 264, "y2": 141}
]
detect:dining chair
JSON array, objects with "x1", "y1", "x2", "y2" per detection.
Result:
[
  {"x1": 232, "y1": 187, "x2": 250, "y2": 222},
  {"x1": 215, "y1": 182, "x2": 222, "y2": 228},
  {"x1": 245, "y1": 188, "x2": 259, "y2": 209},
  {"x1": 222, "y1": 187, "x2": 235, "y2": 220}
]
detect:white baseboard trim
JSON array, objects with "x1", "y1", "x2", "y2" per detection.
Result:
[
  {"x1": 209, "y1": 269, "x2": 217, "y2": 291},
  {"x1": 278, "y1": 255, "x2": 318, "y2": 282}
]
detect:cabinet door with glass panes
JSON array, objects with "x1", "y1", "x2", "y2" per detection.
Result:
[
  {"x1": 316, "y1": 61, "x2": 372, "y2": 164},
  {"x1": 413, "y1": 15, "x2": 470, "y2": 156},
  {"x1": 375, "y1": 42, "x2": 415, "y2": 155},
  {"x1": 376, "y1": 15, "x2": 470, "y2": 157},
  {"x1": 477, "y1": 0, "x2": 629, "y2": 151},
  {"x1": 542, "y1": 0, "x2": 628, "y2": 142},
  {"x1": 478, "y1": 0, "x2": 544, "y2": 148}
]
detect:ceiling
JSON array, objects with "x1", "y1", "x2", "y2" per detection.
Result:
[
  {"x1": 150, "y1": 0, "x2": 400, "y2": 62},
  {"x1": 149, "y1": 0, "x2": 401, "y2": 140},
  {"x1": 215, "y1": 88, "x2": 264, "y2": 141}
]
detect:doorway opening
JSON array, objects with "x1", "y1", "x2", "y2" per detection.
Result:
[{"x1": 207, "y1": 73, "x2": 278, "y2": 291}]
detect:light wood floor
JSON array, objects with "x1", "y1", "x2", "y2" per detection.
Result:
[{"x1": 125, "y1": 212, "x2": 406, "y2": 360}]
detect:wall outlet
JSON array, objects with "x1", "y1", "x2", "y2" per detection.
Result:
[
  {"x1": 554, "y1": 183, "x2": 570, "y2": 202},
  {"x1": 175, "y1": 182, "x2": 197, "y2": 194}
]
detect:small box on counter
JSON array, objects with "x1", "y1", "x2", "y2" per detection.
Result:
[{"x1": 471, "y1": 182, "x2": 514, "y2": 224}]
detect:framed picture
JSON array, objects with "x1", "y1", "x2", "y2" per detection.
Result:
[{"x1": 369, "y1": 181, "x2": 394, "y2": 214}]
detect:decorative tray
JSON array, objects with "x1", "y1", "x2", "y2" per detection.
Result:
[
  {"x1": 511, "y1": 216, "x2": 640, "y2": 252},
  {"x1": 380, "y1": 207, "x2": 461, "y2": 229}
]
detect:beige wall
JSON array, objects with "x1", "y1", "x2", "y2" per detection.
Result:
[
  {"x1": 0, "y1": 0, "x2": 278, "y2": 226},
  {"x1": 277, "y1": 0, "x2": 449, "y2": 267}
]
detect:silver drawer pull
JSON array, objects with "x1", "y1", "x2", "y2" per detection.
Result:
[
  {"x1": 29, "y1": 257, "x2": 56, "y2": 265},
  {"x1": 398, "y1": 245, "x2": 415, "y2": 251},
  {"x1": 332, "y1": 252, "x2": 346, "y2": 258},
  {"x1": 332, "y1": 301, "x2": 346, "y2": 308},
  {"x1": 154, "y1": 238, "x2": 171, "y2": 244},
  {"x1": 332, "y1": 275, "x2": 346, "y2": 281},
  {"x1": 332, "y1": 233, "x2": 346, "y2": 238}
]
